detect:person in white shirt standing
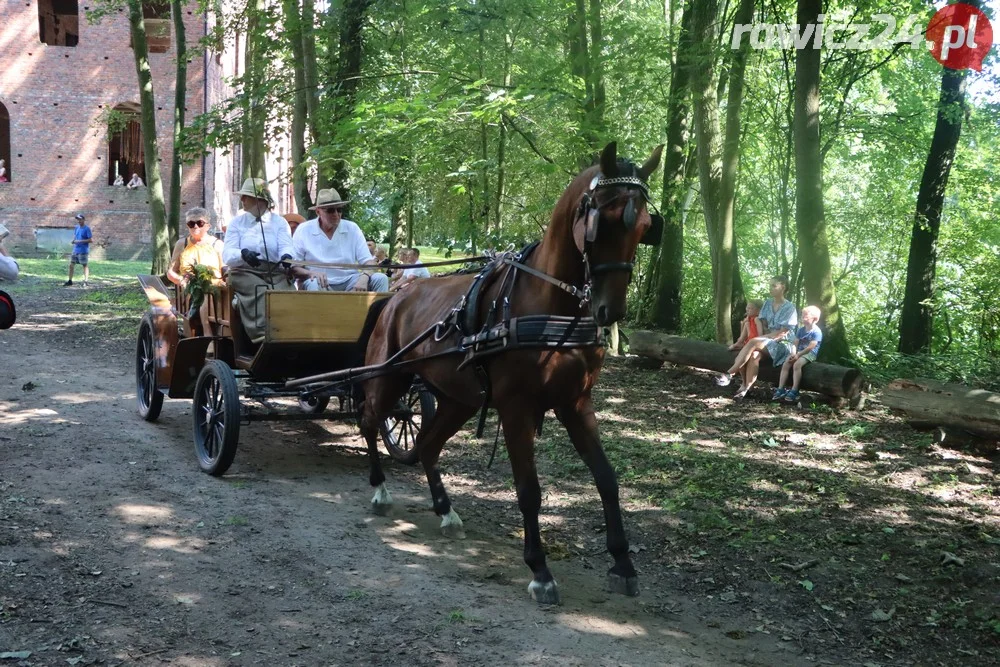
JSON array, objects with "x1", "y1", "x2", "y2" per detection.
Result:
[
  {"x1": 291, "y1": 188, "x2": 389, "y2": 292},
  {"x1": 222, "y1": 177, "x2": 296, "y2": 343}
]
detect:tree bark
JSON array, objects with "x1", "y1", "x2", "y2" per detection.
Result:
[
  {"x1": 168, "y1": 0, "x2": 185, "y2": 248},
  {"x1": 630, "y1": 330, "x2": 864, "y2": 400},
  {"x1": 126, "y1": 0, "x2": 170, "y2": 273},
  {"x1": 898, "y1": 68, "x2": 969, "y2": 353},
  {"x1": 719, "y1": 0, "x2": 753, "y2": 341},
  {"x1": 881, "y1": 378, "x2": 1000, "y2": 438},
  {"x1": 329, "y1": 0, "x2": 372, "y2": 195},
  {"x1": 794, "y1": 0, "x2": 850, "y2": 363},
  {"x1": 689, "y1": 0, "x2": 732, "y2": 343},
  {"x1": 242, "y1": 0, "x2": 268, "y2": 180},
  {"x1": 283, "y1": 0, "x2": 313, "y2": 212},
  {"x1": 651, "y1": 0, "x2": 694, "y2": 333}
]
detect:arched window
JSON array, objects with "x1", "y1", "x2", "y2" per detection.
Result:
[
  {"x1": 38, "y1": 0, "x2": 79, "y2": 47},
  {"x1": 107, "y1": 103, "x2": 146, "y2": 186},
  {"x1": 0, "y1": 102, "x2": 10, "y2": 183}
]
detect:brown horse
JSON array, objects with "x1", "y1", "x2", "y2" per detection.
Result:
[{"x1": 358, "y1": 142, "x2": 663, "y2": 604}]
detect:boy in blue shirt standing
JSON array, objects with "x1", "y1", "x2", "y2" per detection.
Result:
[
  {"x1": 773, "y1": 305, "x2": 823, "y2": 402},
  {"x1": 64, "y1": 214, "x2": 92, "y2": 287}
]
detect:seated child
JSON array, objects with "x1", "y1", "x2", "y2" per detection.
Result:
[
  {"x1": 729, "y1": 299, "x2": 764, "y2": 351},
  {"x1": 390, "y1": 248, "x2": 431, "y2": 291},
  {"x1": 773, "y1": 305, "x2": 823, "y2": 402}
]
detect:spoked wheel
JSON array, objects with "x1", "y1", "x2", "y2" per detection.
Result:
[
  {"x1": 135, "y1": 314, "x2": 164, "y2": 421},
  {"x1": 298, "y1": 395, "x2": 330, "y2": 414},
  {"x1": 192, "y1": 360, "x2": 241, "y2": 476},
  {"x1": 380, "y1": 382, "x2": 437, "y2": 465}
]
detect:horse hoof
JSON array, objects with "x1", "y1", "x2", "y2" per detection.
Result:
[
  {"x1": 607, "y1": 572, "x2": 640, "y2": 597},
  {"x1": 371, "y1": 483, "x2": 393, "y2": 516},
  {"x1": 528, "y1": 579, "x2": 560, "y2": 605},
  {"x1": 440, "y1": 509, "x2": 465, "y2": 539}
]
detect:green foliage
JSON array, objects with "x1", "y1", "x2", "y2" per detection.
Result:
[{"x1": 175, "y1": 0, "x2": 998, "y2": 377}]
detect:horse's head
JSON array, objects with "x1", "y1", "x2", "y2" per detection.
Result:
[{"x1": 572, "y1": 142, "x2": 663, "y2": 326}]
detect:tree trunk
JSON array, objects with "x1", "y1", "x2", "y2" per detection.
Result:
[
  {"x1": 689, "y1": 0, "x2": 730, "y2": 343},
  {"x1": 651, "y1": 0, "x2": 694, "y2": 333},
  {"x1": 718, "y1": 0, "x2": 753, "y2": 342},
  {"x1": 300, "y1": 0, "x2": 323, "y2": 190},
  {"x1": 329, "y1": 0, "x2": 372, "y2": 194},
  {"x1": 881, "y1": 378, "x2": 1000, "y2": 438},
  {"x1": 283, "y1": 0, "x2": 313, "y2": 212},
  {"x1": 630, "y1": 330, "x2": 864, "y2": 400},
  {"x1": 126, "y1": 0, "x2": 170, "y2": 273},
  {"x1": 242, "y1": 0, "x2": 267, "y2": 180},
  {"x1": 898, "y1": 68, "x2": 969, "y2": 353},
  {"x1": 168, "y1": 0, "x2": 185, "y2": 248},
  {"x1": 794, "y1": 0, "x2": 850, "y2": 363}
]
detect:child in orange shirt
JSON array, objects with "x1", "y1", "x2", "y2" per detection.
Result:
[{"x1": 728, "y1": 299, "x2": 764, "y2": 351}]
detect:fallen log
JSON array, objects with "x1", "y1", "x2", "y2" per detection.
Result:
[
  {"x1": 628, "y1": 330, "x2": 864, "y2": 403},
  {"x1": 881, "y1": 378, "x2": 1000, "y2": 439}
]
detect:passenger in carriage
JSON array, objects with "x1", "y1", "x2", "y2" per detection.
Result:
[
  {"x1": 222, "y1": 178, "x2": 296, "y2": 344},
  {"x1": 290, "y1": 188, "x2": 390, "y2": 292},
  {"x1": 167, "y1": 207, "x2": 224, "y2": 337}
]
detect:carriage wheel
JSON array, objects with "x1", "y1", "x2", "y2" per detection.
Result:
[
  {"x1": 380, "y1": 383, "x2": 437, "y2": 465},
  {"x1": 135, "y1": 314, "x2": 164, "y2": 422},
  {"x1": 192, "y1": 360, "x2": 241, "y2": 476},
  {"x1": 298, "y1": 395, "x2": 330, "y2": 415}
]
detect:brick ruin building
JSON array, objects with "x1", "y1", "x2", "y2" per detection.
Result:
[{"x1": 0, "y1": 1, "x2": 295, "y2": 259}]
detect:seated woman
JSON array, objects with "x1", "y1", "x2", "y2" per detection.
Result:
[
  {"x1": 717, "y1": 276, "x2": 797, "y2": 399},
  {"x1": 113, "y1": 173, "x2": 125, "y2": 186},
  {"x1": 167, "y1": 207, "x2": 224, "y2": 336}
]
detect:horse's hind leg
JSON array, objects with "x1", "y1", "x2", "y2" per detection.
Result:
[
  {"x1": 414, "y1": 397, "x2": 477, "y2": 538},
  {"x1": 556, "y1": 393, "x2": 638, "y2": 596},
  {"x1": 360, "y1": 373, "x2": 412, "y2": 516},
  {"x1": 497, "y1": 404, "x2": 559, "y2": 605}
]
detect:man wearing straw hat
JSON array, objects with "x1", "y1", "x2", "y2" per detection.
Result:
[
  {"x1": 290, "y1": 188, "x2": 389, "y2": 292},
  {"x1": 222, "y1": 177, "x2": 295, "y2": 343}
]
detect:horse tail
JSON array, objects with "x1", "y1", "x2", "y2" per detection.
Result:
[{"x1": 356, "y1": 296, "x2": 392, "y2": 360}]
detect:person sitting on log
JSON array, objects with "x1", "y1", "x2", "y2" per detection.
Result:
[
  {"x1": 773, "y1": 305, "x2": 822, "y2": 402},
  {"x1": 716, "y1": 275, "x2": 798, "y2": 399},
  {"x1": 729, "y1": 299, "x2": 764, "y2": 351}
]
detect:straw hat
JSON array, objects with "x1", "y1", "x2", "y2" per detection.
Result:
[
  {"x1": 282, "y1": 213, "x2": 306, "y2": 224},
  {"x1": 235, "y1": 177, "x2": 272, "y2": 201},
  {"x1": 309, "y1": 188, "x2": 350, "y2": 210}
]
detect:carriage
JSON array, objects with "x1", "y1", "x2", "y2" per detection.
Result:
[{"x1": 133, "y1": 274, "x2": 435, "y2": 476}]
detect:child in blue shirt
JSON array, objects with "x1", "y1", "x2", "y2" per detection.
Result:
[{"x1": 773, "y1": 305, "x2": 823, "y2": 402}]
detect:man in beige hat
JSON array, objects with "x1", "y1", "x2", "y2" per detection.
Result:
[
  {"x1": 291, "y1": 188, "x2": 389, "y2": 292},
  {"x1": 222, "y1": 177, "x2": 295, "y2": 343}
]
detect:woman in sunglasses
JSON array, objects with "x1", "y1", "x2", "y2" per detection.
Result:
[{"x1": 167, "y1": 207, "x2": 224, "y2": 336}]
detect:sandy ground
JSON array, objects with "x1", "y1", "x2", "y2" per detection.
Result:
[{"x1": 0, "y1": 287, "x2": 795, "y2": 666}]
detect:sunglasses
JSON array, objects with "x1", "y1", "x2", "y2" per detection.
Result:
[{"x1": 186, "y1": 220, "x2": 208, "y2": 228}]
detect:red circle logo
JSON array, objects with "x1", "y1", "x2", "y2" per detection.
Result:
[{"x1": 926, "y1": 3, "x2": 993, "y2": 71}]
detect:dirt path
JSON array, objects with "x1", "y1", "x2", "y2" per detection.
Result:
[{"x1": 0, "y1": 289, "x2": 790, "y2": 666}]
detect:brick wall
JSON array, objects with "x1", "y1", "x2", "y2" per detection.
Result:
[{"x1": 0, "y1": 1, "x2": 207, "y2": 260}]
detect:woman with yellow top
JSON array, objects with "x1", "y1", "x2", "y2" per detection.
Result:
[{"x1": 167, "y1": 207, "x2": 224, "y2": 336}]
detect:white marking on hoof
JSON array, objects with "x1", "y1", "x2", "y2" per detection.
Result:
[
  {"x1": 440, "y1": 509, "x2": 466, "y2": 539},
  {"x1": 371, "y1": 483, "x2": 393, "y2": 516},
  {"x1": 528, "y1": 579, "x2": 560, "y2": 605}
]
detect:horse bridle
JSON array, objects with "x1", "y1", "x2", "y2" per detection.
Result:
[{"x1": 577, "y1": 174, "x2": 653, "y2": 281}]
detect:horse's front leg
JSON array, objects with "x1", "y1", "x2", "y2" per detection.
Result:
[
  {"x1": 415, "y1": 398, "x2": 478, "y2": 538},
  {"x1": 556, "y1": 393, "x2": 638, "y2": 596},
  {"x1": 497, "y1": 406, "x2": 559, "y2": 605}
]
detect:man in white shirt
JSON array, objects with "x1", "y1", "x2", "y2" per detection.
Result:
[
  {"x1": 223, "y1": 177, "x2": 296, "y2": 343},
  {"x1": 292, "y1": 188, "x2": 389, "y2": 292}
]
